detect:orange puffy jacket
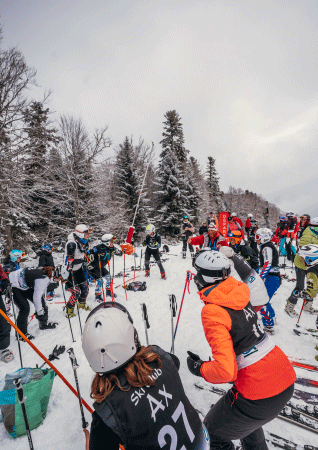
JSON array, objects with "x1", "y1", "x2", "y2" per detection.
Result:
[{"x1": 199, "y1": 277, "x2": 296, "y2": 400}]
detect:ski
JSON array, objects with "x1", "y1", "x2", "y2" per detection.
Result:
[
  {"x1": 194, "y1": 382, "x2": 318, "y2": 434},
  {"x1": 289, "y1": 359, "x2": 318, "y2": 373},
  {"x1": 294, "y1": 329, "x2": 318, "y2": 340},
  {"x1": 294, "y1": 389, "x2": 318, "y2": 405},
  {"x1": 287, "y1": 400, "x2": 318, "y2": 420},
  {"x1": 296, "y1": 378, "x2": 318, "y2": 389}
]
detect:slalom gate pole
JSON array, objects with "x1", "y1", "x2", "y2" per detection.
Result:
[
  {"x1": 13, "y1": 378, "x2": 35, "y2": 450},
  {"x1": 9, "y1": 286, "x2": 23, "y2": 368},
  {"x1": 140, "y1": 249, "x2": 143, "y2": 272},
  {"x1": 71, "y1": 272, "x2": 83, "y2": 336},
  {"x1": 169, "y1": 295, "x2": 177, "y2": 354},
  {"x1": 123, "y1": 250, "x2": 127, "y2": 300},
  {"x1": 141, "y1": 303, "x2": 150, "y2": 346},
  {"x1": 67, "y1": 348, "x2": 90, "y2": 449},
  {"x1": 98, "y1": 255, "x2": 106, "y2": 302},
  {"x1": 61, "y1": 281, "x2": 76, "y2": 342},
  {"x1": 296, "y1": 298, "x2": 307, "y2": 327},
  {"x1": 112, "y1": 254, "x2": 115, "y2": 302},
  {"x1": 172, "y1": 271, "x2": 193, "y2": 347},
  {"x1": 133, "y1": 249, "x2": 136, "y2": 281},
  {"x1": 0, "y1": 308, "x2": 93, "y2": 414}
]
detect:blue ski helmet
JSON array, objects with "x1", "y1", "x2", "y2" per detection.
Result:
[
  {"x1": 42, "y1": 243, "x2": 53, "y2": 252},
  {"x1": 10, "y1": 249, "x2": 23, "y2": 262},
  {"x1": 279, "y1": 216, "x2": 287, "y2": 222},
  {"x1": 184, "y1": 215, "x2": 189, "y2": 219}
]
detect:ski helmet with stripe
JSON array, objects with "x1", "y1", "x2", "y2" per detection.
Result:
[
  {"x1": 255, "y1": 228, "x2": 272, "y2": 244},
  {"x1": 146, "y1": 224, "x2": 155, "y2": 234},
  {"x1": 298, "y1": 244, "x2": 318, "y2": 266}
]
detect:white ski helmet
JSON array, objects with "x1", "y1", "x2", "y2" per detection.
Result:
[
  {"x1": 298, "y1": 244, "x2": 318, "y2": 266},
  {"x1": 255, "y1": 228, "x2": 272, "y2": 244},
  {"x1": 247, "y1": 213, "x2": 253, "y2": 218},
  {"x1": 74, "y1": 224, "x2": 90, "y2": 239},
  {"x1": 193, "y1": 249, "x2": 231, "y2": 288},
  {"x1": 146, "y1": 224, "x2": 155, "y2": 234},
  {"x1": 310, "y1": 217, "x2": 318, "y2": 226},
  {"x1": 82, "y1": 302, "x2": 140, "y2": 375},
  {"x1": 231, "y1": 212, "x2": 237, "y2": 217},
  {"x1": 286, "y1": 212, "x2": 294, "y2": 217},
  {"x1": 101, "y1": 234, "x2": 113, "y2": 246}
]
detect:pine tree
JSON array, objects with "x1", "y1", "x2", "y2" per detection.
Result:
[
  {"x1": 159, "y1": 110, "x2": 188, "y2": 165},
  {"x1": 206, "y1": 156, "x2": 223, "y2": 213},
  {"x1": 114, "y1": 137, "x2": 148, "y2": 237}
]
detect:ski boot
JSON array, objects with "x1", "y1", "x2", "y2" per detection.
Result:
[
  {"x1": 39, "y1": 320, "x2": 58, "y2": 330},
  {"x1": 263, "y1": 325, "x2": 275, "y2": 335},
  {"x1": 78, "y1": 302, "x2": 91, "y2": 311},
  {"x1": 95, "y1": 293, "x2": 103, "y2": 303},
  {"x1": 284, "y1": 300, "x2": 298, "y2": 318},
  {"x1": 182, "y1": 251, "x2": 186, "y2": 259},
  {"x1": 106, "y1": 289, "x2": 117, "y2": 298},
  {"x1": 303, "y1": 300, "x2": 318, "y2": 314},
  {"x1": 161, "y1": 272, "x2": 167, "y2": 280},
  {"x1": 145, "y1": 270, "x2": 150, "y2": 277},
  {"x1": 190, "y1": 252, "x2": 195, "y2": 259},
  {"x1": 46, "y1": 291, "x2": 55, "y2": 301},
  {"x1": 65, "y1": 304, "x2": 76, "y2": 318},
  {"x1": 0, "y1": 348, "x2": 14, "y2": 363},
  {"x1": 18, "y1": 332, "x2": 35, "y2": 341}
]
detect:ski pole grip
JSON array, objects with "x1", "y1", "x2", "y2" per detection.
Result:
[
  {"x1": 142, "y1": 303, "x2": 150, "y2": 329},
  {"x1": 13, "y1": 378, "x2": 26, "y2": 404}
]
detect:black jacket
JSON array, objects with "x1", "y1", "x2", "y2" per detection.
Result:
[
  {"x1": 199, "y1": 225, "x2": 208, "y2": 235},
  {"x1": 230, "y1": 240, "x2": 259, "y2": 270},
  {"x1": 38, "y1": 250, "x2": 55, "y2": 268}
]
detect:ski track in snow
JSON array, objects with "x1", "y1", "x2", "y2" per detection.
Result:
[{"x1": 1, "y1": 245, "x2": 318, "y2": 449}]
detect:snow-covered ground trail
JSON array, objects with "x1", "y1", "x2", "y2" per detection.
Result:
[{"x1": 1, "y1": 244, "x2": 318, "y2": 449}]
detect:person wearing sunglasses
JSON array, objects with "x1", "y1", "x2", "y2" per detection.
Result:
[
  {"x1": 82, "y1": 302, "x2": 210, "y2": 450},
  {"x1": 285, "y1": 217, "x2": 318, "y2": 316}
]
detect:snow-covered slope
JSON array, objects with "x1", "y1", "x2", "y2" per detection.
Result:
[{"x1": 1, "y1": 245, "x2": 318, "y2": 449}]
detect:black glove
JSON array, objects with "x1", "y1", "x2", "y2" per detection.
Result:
[{"x1": 187, "y1": 351, "x2": 203, "y2": 377}]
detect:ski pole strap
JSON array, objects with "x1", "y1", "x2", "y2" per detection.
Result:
[
  {"x1": 142, "y1": 303, "x2": 150, "y2": 328},
  {"x1": 13, "y1": 378, "x2": 26, "y2": 404},
  {"x1": 67, "y1": 348, "x2": 79, "y2": 370}
]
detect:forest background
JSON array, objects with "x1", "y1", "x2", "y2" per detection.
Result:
[{"x1": 0, "y1": 28, "x2": 282, "y2": 252}]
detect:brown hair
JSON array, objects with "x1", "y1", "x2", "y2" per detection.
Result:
[
  {"x1": 42, "y1": 266, "x2": 54, "y2": 278},
  {"x1": 90, "y1": 346, "x2": 162, "y2": 403}
]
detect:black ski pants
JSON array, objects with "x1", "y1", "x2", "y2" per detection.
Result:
[
  {"x1": 12, "y1": 287, "x2": 46, "y2": 335},
  {"x1": 203, "y1": 384, "x2": 294, "y2": 450},
  {"x1": 182, "y1": 240, "x2": 194, "y2": 253},
  {"x1": 0, "y1": 294, "x2": 10, "y2": 350},
  {"x1": 288, "y1": 267, "x2": 306, "y2": 305},
  {"x1": 145, "y1": 248, "x2": 164, "y2": 274}
]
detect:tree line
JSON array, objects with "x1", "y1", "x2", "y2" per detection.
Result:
[{"x1": 0, "y1": 28, "x2": 281, "y2": 251}]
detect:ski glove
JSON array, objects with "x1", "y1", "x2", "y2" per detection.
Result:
[{"x1": 187, "y1": 351, "x2": 203, "y2": 377}]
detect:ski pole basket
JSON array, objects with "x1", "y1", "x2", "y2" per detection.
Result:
[{"x1": 0, "y1": 367, "x2": 55, "y2": 437}]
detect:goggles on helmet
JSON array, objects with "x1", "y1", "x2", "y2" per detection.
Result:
[{"x1": 304, "y1": 256, "x2": 318, "y2": 266}]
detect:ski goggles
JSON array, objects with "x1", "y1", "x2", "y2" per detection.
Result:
[
  {"x1": 85, "y1": 301, "x2": 134, "y2": 325},
  {"x1": 304, "y1": 255, "x2": 318, "y2": 266}
]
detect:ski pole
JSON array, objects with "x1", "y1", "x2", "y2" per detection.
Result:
[
  {"x1": 71, "y1": 272, "x2": 83, "y2": 335},
  {"x1": 67, "y1": 348, "x2": 90, "y2": 448},
  {"x1": 141, "y1": 303, "x2": 150, "y2": 346},
  {"x1": 169, "y1": 294, "x2": 177, "y2": 354},
  {"x1": 173, "y1": 271, "x2": 192, "y2": 345},
  {"x1": 296, "y1": 297, "x2": 307, "y2": 327},
  {"x1": 13, "y1": 378, "x2": 35, "y2": 450},
  {"x1": 9, "y1": 285, "x2": 23, "y2": 368},
  {"x1": 0, "y1": 307, "x2": 93, "y2": 413},
  {"x1": 61, "y1": 280, "x2": 76, "y2": 342},
  {"x1": 98, "y1": 254, "x2": 106, "y2": 302}
]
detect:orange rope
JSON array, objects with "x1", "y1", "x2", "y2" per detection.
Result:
[{"x1": 0, "y1": 308, "x2": 93, "y2": 414}]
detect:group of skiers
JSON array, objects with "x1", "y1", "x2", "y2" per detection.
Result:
[{"x1": 1, "y1": 211, "x2": 318, "y2": 450}]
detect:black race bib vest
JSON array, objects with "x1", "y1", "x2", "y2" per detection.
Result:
[
  {"x1": 24, "y1": 268, "x2": 46, "y2": 290},
  {"x1": 259, "y1": 242, "x2": 279, "y2": 268},
  {"x1": 94, "y1": 346, "x2": 208, "y2": 450}
]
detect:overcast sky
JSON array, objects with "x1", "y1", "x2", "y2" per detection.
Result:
[{"x1": 2, "y1": 0, "x2": 318, "y2": 217}]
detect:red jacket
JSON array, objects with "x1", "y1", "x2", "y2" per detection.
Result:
[
  {"x1": 199, "y1": 277, "x2": 296, "y2": 399},
  {"x1": 189, "y1": 232, "x2": 228, "y2": 249},
  {"x1": 0, "y1": 265, "x2": 8, "y2": 283}
]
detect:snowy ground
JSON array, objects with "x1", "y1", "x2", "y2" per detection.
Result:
[{"x1": 1, "y1": 244, "x2": 318, "y2": 449}]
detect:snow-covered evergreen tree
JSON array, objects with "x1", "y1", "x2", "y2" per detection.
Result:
[{"x1": 206, "y1": 156, "x2": 223, "y2": 214}]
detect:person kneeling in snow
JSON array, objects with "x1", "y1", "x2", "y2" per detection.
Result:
[{"x1": 187, "y1": 249, "x2": 295, "y2": 450}]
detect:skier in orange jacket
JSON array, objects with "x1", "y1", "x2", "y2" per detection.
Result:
[{"x1": 187, "y1": 249, "x2": 296, "y2": 450}]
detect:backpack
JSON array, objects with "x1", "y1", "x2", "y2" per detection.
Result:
[{"x1": 124, "y1": 281, "x2": 147, "y2": 292}]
